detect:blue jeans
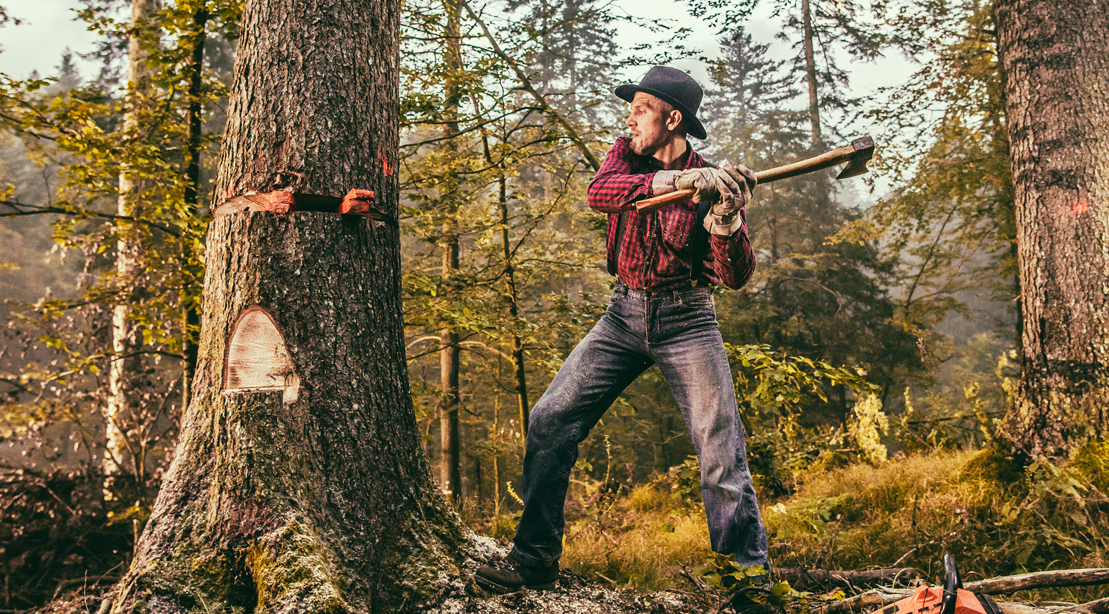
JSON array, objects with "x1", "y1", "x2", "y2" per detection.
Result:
[{"x1": 510, "y1": 282, "x2": 769, "y2": 570}]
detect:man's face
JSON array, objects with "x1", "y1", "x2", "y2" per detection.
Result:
[{"x1": 626, "y1": 92, "x2": 679, "y2": 156}]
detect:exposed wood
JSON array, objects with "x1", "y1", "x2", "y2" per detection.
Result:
[
  {"x1": 776, "y1": 567, "x2": 924, "y2": 590},
  {"x1": 965, "y1": 569, "x2": 1109, "y2": 596},
  {"x1": 223, "y1": 306, "x2": 300, "y2": 404},
  {"x1": 816, "y1": 588, "x2": 908, "y2": 614},
  {"x1": 1070, "y1": 597, "x2": 1109, "y2": 614},
  {"x1": 212, "y1": 189, "x2": 392, "y2": 225}
]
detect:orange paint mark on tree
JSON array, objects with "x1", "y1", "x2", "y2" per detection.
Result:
[
  {"x1": 1074, "y1": 188, "x2": 1089, "y2": 216},
  {"x1": 381, "y1": 152, "x2": 393, "y2": 176}
]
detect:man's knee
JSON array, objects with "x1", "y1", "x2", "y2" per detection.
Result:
[{"x1": 526, "y1": 401, "x2": 577, "y2": 445}]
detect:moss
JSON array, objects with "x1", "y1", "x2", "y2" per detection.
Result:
[
  {"x1": 960, "y1": 445, "x2": 1025, "y2": 485},
  {"x1": 249, "y1": 519, "x2": 348, "y2": 614},
  {"x1": 1072, "y1": 439, "x2": 1109, "y2": 492}
]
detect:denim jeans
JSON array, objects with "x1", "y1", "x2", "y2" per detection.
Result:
[{"x1": 510, "y1": 282, "x2": 769, "y2": 570}]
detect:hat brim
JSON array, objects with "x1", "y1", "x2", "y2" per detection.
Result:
[{"x1": 615, "y1": 84, "x2": 708, "y2": 140}]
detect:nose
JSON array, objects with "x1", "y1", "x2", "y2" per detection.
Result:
[{"x1": 626, "y1": 114, "x2": 635, "y2": 127}]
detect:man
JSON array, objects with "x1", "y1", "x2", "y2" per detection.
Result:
[{"x1": 476, "y1": 66, "x2": 769, "y2": 600}]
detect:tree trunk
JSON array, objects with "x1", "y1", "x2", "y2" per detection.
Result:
[
  {"x1": 180, "y1": 4, "x2": 207, "y2": 412},
  {"x1": 109, "y1": 0, "x2": 475, "y2": 610},
  {"x1": 497, "y1": 176, "x2": 530, "y2": 441},
  {"x1": 437, "y1": 0, "x2": 464, "y2": 503},
  {"x1": 801, "y1": 0, "x2": 822, "y2": 148},
  {"x1": 106, "y1": 0, "x2": 160, "y2": 486},
  {"x1": 995, "y1": 0, "x2": 1109, "y2": 457}
]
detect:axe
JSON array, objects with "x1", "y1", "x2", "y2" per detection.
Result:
[{"x1": 634, "y1": 135, "x2": 875, "y2": 214}]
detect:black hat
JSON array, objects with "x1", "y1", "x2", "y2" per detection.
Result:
[{"x1": 614, "y1": 66, "x2": 707, "y2": 140}]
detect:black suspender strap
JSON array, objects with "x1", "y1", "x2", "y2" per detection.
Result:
[{"x1": 688, "y1": 198, "x2": 713, "y2": 287}]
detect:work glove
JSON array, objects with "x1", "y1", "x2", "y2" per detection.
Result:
[
  {"x1": 704, "y1": 161, "x2": 757, "y2": 236},
  {"x1": 673, "y1": 168, "x2": 742, "y2": 204}
]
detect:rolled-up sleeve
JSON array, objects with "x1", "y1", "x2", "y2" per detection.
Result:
[{"x1": 706, "y1": 207, "x2": 756, "y2": 290}]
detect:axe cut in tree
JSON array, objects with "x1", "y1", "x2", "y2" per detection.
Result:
[{"x1": 635, "y1": 135, "x2": 875, "y2": 213}]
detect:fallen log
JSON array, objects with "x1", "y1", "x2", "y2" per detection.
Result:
[
  {"x1": 778, "y1": 567, "x2": 925, "y2": 590},
  {"x1": 815, "y1": 589, "x2": 909, "y2": 614},
  {"x1": 966, "y1": 569, "x2": 1109, "y2": 595}
]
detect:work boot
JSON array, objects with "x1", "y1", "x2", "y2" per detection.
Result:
[
  {"x1": 730, "y1": 583, "x2": 780, "y2": 614},
  {"x1": 475, "y1": 553, "x2": 559, "y2": 593}
]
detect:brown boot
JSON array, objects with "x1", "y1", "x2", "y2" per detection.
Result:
[{"x1": 475, "y1": 554, "x2": 559, "y2": 593}]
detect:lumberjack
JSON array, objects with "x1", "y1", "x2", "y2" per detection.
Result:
[{"x1": 477, "y1": 66, "x2": 772, "y2": 610}]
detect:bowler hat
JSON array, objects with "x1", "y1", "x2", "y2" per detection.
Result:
[{"x1": 615, "y1": 66, "x2": 707, "y2": 140}]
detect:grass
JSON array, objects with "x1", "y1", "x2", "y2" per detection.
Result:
[{"x1": 473, "y1": 444, "x2": 1109, "y2": 601}]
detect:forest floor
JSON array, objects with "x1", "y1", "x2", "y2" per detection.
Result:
[{"x1": 7, "y1": 445, "x2": 1109, "y2": 613}]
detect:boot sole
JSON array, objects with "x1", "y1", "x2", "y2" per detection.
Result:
[{"x1": 475, "y1": 574, "x2": 557, "y2": 594}]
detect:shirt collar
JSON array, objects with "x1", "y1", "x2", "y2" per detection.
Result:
[{"x1": 641, "y1": 141, "x2": 694, "y2": 171}]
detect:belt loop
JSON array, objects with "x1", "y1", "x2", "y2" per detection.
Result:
[{"x1": 673, "y1": 290, "x2": 681, "y2": 303}]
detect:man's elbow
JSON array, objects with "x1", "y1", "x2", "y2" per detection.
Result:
[{"x1": 722, "y1": 255, "x2": 757, "y2": 290}]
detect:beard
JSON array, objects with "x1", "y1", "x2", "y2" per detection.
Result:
[{"x1": 630, "y1": 131, "x2": 663, "y2": 156}]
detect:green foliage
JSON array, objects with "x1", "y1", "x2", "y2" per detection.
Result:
[
  {"x1": 868, "y1": 0, "x2": 1016, "y2": 348},
  {"x1": 1, "y1": 0, "x2": 237, "y2": 503}
]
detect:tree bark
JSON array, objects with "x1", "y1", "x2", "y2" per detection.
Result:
[
  {"x1": 964, "y1": 568, "x2": 1109, "y2": 595},
  {"x1": 775, "y1": 567, "x2": 924, "y2": 591},
  {"x1": 109, "y1": 0, "x2": 475, "y2": 610},
  {"x1": 995, "y1": 0, "x2": 1109, "y2": 457},
  {"x1": 498, "y1": 176, "x2": 530, "y2": 441}
]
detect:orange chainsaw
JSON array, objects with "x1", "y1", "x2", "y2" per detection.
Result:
[{"x1": 873, "y1": 555, "x2": 1002, "y2": 614}]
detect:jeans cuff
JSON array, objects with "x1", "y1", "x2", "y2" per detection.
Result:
[{"x1": 509, "y1": 545, "x2": 558, "y2": 569}]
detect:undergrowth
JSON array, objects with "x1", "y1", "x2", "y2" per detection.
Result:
[{"x1": 473, "y1": 442, "x2": 1109, "y2": 602}]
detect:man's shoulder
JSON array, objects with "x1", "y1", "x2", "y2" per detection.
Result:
[
  {"x1": 686, "y1": 148, "x2": 710, "y2": 169},
  {"x1": 610, "y1": 135, "x2": 633, "y2": 153}
]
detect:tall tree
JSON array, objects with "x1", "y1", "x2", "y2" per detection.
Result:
[
  {"x1": 995, "y1": 0, "x2": 1109, "y2": 457},
  {"x1": 107, "y1": 0, "x2": 473, "y2": 609},
  {"x1": 106, "y1": 0, "x2": 161, "y2": 482},
  {"x1": 437, "y1": 0, "x2": 464, "y2": 504}
]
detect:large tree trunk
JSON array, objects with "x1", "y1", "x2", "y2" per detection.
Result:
[
  {"x1": 109, "y1": 0, "x2": 475, "y2": 610},
  {"x1": 996, "y1": 0, "x2": 1109, "y2": 457}
]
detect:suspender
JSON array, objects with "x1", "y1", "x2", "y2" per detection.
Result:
[{"x1": 688, "y1": 198, "x2": 714, "y2": 287}]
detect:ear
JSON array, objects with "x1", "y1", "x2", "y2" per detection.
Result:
[{"x1": 666, "y1": 109, "x2": 684, "y2": 132}]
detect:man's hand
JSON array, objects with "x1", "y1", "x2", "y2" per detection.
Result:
[
  {"x1": 672, "y1": 168, "x2": 742, "y2": 203},
  {"x1": 705, "y1": 162, "x2": 757, "y2": 236}
]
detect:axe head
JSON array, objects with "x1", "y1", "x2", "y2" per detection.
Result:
[{"x1": 836, "y1": 135, "x2": 875, "y2": 180}]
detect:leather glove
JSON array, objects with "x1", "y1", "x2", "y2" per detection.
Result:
[
  {"x1": 672, "y1": 168, "x2": 742, "y2": 204},
  {"x1": 705, "y1": 162, "x2": 757, "y2": 236}
]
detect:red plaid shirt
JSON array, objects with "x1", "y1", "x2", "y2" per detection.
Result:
[{"x1": 586, "y1": 136, "x2": 756, "y2": 291}]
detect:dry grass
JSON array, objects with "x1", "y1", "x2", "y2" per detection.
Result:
[
  {"x1": 474, "y1": 445, "x2": 1109, "y2": 599},
  {"x1": 561, "y1": 484, "x2": 713, "y2": 590}
]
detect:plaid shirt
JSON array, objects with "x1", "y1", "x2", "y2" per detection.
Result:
[{"x1": 586, "y1": 136, "x2": 756, "y2": 291}]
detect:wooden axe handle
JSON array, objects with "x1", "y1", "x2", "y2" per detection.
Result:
[{"x1": 634, "y1": 140, "x2": 867, "y2": 214}]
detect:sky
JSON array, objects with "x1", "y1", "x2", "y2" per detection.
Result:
[{"x1": 0, "y1": 0, "x2": 100, "y2": 78}]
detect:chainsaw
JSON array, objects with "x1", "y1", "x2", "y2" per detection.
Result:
[{"x1": 873, "y1": 555, "x2": 1002, "y2": 614}]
